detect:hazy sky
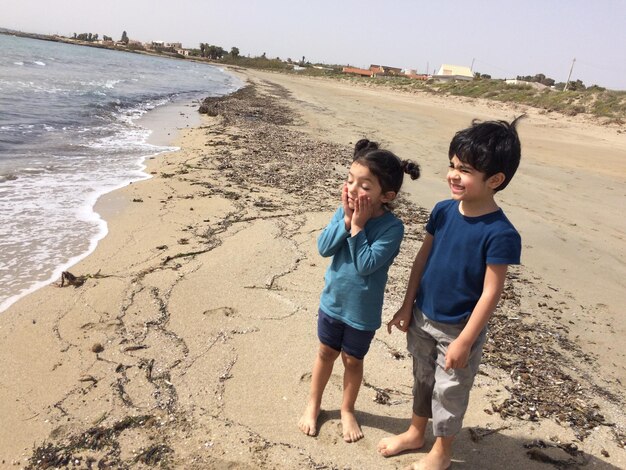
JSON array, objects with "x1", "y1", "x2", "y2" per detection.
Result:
[{"x1": 2, "y1": 0, "x2": 625, "y2": 89}]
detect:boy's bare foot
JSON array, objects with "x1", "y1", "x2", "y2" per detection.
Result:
[
  {"x1": 298, "y1": 402, "x2": 319, "y2": 436},
  {"x1": 404, "y1": 448, "x2": 451, "y2": 470},
  {"x1": 341, "y1": 410, "x2": 364, "y2": 442},
  {"x1": 377, "y1": 430, "x2": 424, "y2": 457}
]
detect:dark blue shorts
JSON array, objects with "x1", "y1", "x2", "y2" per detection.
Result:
[{"x1": 317, "y1": 309, "x2": 376, "y2": 360}]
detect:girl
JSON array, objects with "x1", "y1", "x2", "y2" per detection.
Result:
[{"x1": 298, "y1": 139, "x2": 420, "y2": 442}]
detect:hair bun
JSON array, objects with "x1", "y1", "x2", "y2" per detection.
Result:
[
  {"x1": 354, "y1": 138, "x2": 379, "y2": 156},
  {"x1": 401, "y1": 160, "x2": 421, "y2": 180}
]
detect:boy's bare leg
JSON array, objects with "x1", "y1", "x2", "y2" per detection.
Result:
[
  {"x1": 340, "y1": 351, "x2": 365, "y2": 442},
  {"x1": 377, "y1": 413, "x2": 428, "y2": 456},
  {"x1": 405, "y1": 435, "x2": 453, "y2": 470},
  {"x1": 299, "y1": 343, "x2": 340, "y2": 436}
]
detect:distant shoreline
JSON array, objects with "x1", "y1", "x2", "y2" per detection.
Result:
[
  {"x1": 3, "y1": 27, "x2": 624, "y2": 123},
  {"x1": 0, "y1": 28, "x2": 205, "y2": 63}
]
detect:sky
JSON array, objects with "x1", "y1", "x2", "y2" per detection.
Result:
[{"x1": 2, "y1": 0, "x2": 625, "y2": 90}]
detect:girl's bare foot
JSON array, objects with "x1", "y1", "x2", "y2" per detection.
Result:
[
  {"x1": 298, "y1": 402, "x2": 319, "y2": 436},
  {"x1": 341, "y1": 410, "x2": 364, "y2": 442},
  {"x1": 377, "y1": 430, "x2": 424, "y2": 457}
]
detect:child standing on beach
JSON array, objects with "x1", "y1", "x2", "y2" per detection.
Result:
[
  {"x1": 298, "y1": 139, "x2": 420, "y2": 442},
  {"x1": 377, "y1": 117, "x2": 523, "y2": 469}
]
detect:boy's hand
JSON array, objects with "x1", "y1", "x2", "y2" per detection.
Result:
[
  {"x1": 342, "y1": 183, "x2": 353, "y2": 229},
  {"x1": 352, "y1": 195, "x2": 372, "y2": 230},
  {"x1": 387, "y1": 305, "x2": 412, "y2": 333},
  {"x1": 444, "y1": 337, "x2": 472, "y2": 370}
]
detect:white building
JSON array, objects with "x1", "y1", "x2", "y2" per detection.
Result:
[{"x1": 433, "y1": 64, "x2": 474, "y2": 82}]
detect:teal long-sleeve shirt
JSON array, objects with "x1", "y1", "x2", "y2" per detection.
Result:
[{"x1": 318, "y1": 206, "x2": 404, "y2": 331}]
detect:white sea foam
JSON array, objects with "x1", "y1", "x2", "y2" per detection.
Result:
[{"x1": 0, "y1": 33, "x2": 242, "y2": 313}]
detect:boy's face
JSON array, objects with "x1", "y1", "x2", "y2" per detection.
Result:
[{"x1": 447, "y1": 156, "x2": 503, "y2": 203}]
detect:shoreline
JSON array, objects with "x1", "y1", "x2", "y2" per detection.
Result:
[
  {"x1": 0, "y1": 69, "x2": 623, "y2": 468},
  {"x1": 0, "y1": 97, "x2": 206, "y2": 315}
]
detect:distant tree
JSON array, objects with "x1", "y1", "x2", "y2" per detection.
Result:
[
  {"x1": 121, "y1": 31, "x2": 129, "y2": 44},
  {"x1": 72, "y1": 33, "x2": 77, "y2": 39},
  {"x1": 230, "y1": 46, "x2": 240, "y2": 58},
  {"x1": 93, "y1": 34, "x2": 98, "y2": 41},
  {"x1": 103, "y1": 35, "x2": 112, "y2": 42},
  {"x1": 516, "y1": 73, "x2": 555, "y2": 87},
  {"x1": 566, "y1": 79, "x2": 586, "y2": 91},
  {"x1": 200, "y1": 43, "x2": 206, "y2": 57},
  {"x1": 206, "y1": 45, "x2": 225, "y2": 59},
  {"x1": 300, "y1": 55, "x2": 305, "y2": 66},
  {"x1": 261, "y1": 52, "x2": 267, "y2": 59},
  {"x1": 587, "y1": 84, "x2": 606, "y2": 92}
]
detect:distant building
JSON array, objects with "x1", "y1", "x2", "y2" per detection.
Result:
[
  {"x1": 342, "y1": 65, "x2": 428, "y2": 80},
  {"x1": 403, "y1": 69, "x2": 429, "y2": 80},
  {"x1": 433, "y1": 64, "x2": 474, "y2": 82},
  {"x1": 505, "y1": 79, "x2": 549, "y2": 90},
  {"x1": 342, "y1": 66, "x2": 373, "y2": 77},
  {"x1": 176, "y1": 49, "x2": 190, "y2": 56},
  {"x1": 370, "y1": 64, "x2": 403, "y2": 76}
]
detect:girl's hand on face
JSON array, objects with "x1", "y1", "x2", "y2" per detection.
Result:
[
  {"x1": 352, "y1": 195, "x2": 372, "y2": 230},
  {"x1": 342, "y1": 183, "x2": 353, "y2": 229}
]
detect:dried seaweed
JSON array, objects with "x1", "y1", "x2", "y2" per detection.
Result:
[
  {"x1": 27, "y1": 415, "x2": 156, "y2": 469},
  {"x1": 484, "y1": 275, "x2": 618, "y2": 441},
  {"x1": 524, "y1": 439, "x2": 590, "y2": 468}
]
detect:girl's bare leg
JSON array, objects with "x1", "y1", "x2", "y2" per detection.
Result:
[
  {"x1": 298, "y1": 343, "x2": 340, "y2": 436},
  {"x1": 340, "y1": 351, "x2": 365, "y2": 442}
]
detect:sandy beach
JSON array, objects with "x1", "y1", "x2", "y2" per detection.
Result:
[{"x1": 0, "y1": 68, "x2": 624, "y2": 469}]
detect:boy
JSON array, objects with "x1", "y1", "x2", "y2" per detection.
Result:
[{"x1": 377, "y1": 117, "x2": 523, "y2": 469}]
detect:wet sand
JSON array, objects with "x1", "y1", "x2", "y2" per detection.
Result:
[{"x1": 0, "y1": 68, "x2": 624, "y2": 469}]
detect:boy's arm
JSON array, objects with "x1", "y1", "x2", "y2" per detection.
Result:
[
  {"x1": 387, "y1": 233, "x2": 434, "y2": 333},
  {"x1": 444, "y1": 263, "x2": 508, "y2": 370}
]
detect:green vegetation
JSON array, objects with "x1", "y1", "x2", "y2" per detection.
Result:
[{"x1": 329, "y1": 75, "x2": 626, "y2": 121}]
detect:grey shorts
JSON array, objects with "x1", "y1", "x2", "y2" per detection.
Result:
[{"x1": 407, "y1": 307, "x2": 487, "y2": 437}]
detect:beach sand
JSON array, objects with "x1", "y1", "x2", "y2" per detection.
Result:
[{"x1": 0, "y1": 68, "x2": 624, "y2": 469}]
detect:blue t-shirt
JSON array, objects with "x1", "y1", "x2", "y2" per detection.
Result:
[
  {"x1": 416, "y1": 199, "x2": 521, "y2": 324},
  {"x1": 319, "y1": 206, "x2": 404, "y2": 331}
]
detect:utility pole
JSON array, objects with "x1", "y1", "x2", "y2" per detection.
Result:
[
  {"x1": 470, "y1": 57, "x2": 475, "y2": 72},
  {"x1": 426, "y1": 61, "x2": 429, "y2": 76},
  {"x1": 563, "y1": 58, "x2": 576, "y2": 91}
]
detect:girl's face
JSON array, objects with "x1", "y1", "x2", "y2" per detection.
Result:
[{"x1": 346, "y1": 162, "x2": 392, "y2": 212}]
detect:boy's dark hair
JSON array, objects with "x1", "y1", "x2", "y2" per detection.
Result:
[
  {"x1": 353, "y1": 139, "x2": 420, "y2": 194},
  {"x1": 448, "y1": 115, "x2": 524, "y2": 191}
]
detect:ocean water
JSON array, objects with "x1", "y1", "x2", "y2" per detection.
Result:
[{"x1": 0, "y1": 34, "x2": 242, "y2": 312}]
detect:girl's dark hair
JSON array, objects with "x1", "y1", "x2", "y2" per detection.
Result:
[
  {"x1": 353, "y1": 139, "x2": 420, "y2": 194},
  {"x1": 448, "y1": 115, "x2": 524, "y2": 191}
]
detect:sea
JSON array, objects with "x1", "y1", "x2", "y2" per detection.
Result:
[{"x1": 0, "y1": 34, "x2": 243, "y2": 312}]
